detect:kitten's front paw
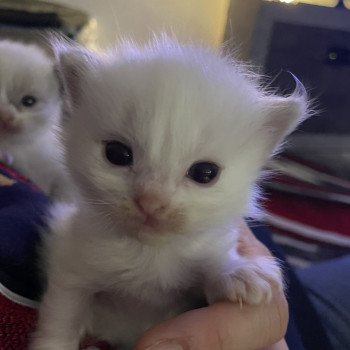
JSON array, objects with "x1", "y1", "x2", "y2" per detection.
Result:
[{"x1": 206, "y1": 256, "x2": 283, "y2": 305}]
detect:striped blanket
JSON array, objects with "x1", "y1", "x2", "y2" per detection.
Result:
[{"x1": 263, "y1": 154, "x2": 350, "y2": 267}]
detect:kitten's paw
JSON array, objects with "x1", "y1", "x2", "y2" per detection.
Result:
[{"x1": 206, "y1": 256, "x2": 283, "y2": 305}]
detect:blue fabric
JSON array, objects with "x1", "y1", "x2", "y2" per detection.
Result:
[
  {"x1": 0, "y1": 163, "x2": 50, "y2": 300},
  {"x1": 296, "y1": 256, "x2": 350, "y2": 350},
  {"x1": 251, "y1": 223, "x2": 333, "y2": 350}
]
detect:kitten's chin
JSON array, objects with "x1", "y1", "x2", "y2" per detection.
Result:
[
  {"x1": 137, "y1": 216, "x2": 183, "y2": 236},
  {"x1": 142, "y1": 215, "x2": 161, "y2": 229}
]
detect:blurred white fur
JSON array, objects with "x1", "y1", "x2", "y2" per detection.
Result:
[
  {"x1": 30, "y1": 36, "x2": 308, "y2": 349},
  {"x1": 0, "y1": 40, "x2": 71, "y2": 199}
]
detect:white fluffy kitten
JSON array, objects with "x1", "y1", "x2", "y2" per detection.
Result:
[
  {"x1": 31, "y1": 37, "x2": 308, "y2": 349},
  {"x1": 0, "y1": 40, "x2": 68, "y2": 198}
]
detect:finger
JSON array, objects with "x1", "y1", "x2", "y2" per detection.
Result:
[
  {"x1": 134, "y1": 292, "x2": 288, "y2": 350},
  {"x1": 237, "y1": 221, "x2": 272, "y2": 257},
  {"x1": 262, "y1": 338, "x2": 289, "y2": 350}
]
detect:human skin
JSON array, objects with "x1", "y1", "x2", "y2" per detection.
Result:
[{"x1": 134, "y1": 223, "x2": 289, "y2": 350}]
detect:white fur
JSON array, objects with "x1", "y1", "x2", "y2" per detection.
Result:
[
  {"x1": 0, "y1": 40, "x2": 71, "y2": 199},
  {"x1": 30, "y1": 37, "x2": 308, "y2": 349}
]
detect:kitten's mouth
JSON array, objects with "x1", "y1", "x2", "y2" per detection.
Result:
[
  {"x1": 101, "y1": 203, "x2": 186, "y2": 234},
  {"x1": 142, "y1": 215, "x2": 161, "y2": 228},
  {"x1": 137, "y1": 210, "x2": 186, "y2": 233}
]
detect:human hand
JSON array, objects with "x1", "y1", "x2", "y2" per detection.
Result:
[{"x1": 134, "y1": 223, "x2": 288, "y2": 350}]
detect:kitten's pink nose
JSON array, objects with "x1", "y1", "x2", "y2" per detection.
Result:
[
  {"x1": 0, "y1": 106, "x2": 17, "y2": 132},
  {"x1": 134, "y1": 193, "x2": 168, "y2": 216}
]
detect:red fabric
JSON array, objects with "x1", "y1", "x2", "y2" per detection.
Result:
[
  {"x1": 268, "y1": 172, "x2": 350, "y2": 196},
  {"x1": 265, "y1": 191, "x2": 350, "y2": 237},
  {"x1": 0, "y1": 163, "x2": 38, "y2": 191},
  {"x1": 0, "y1": 293, "x2": 113, "y2": 350},
  {"x1": 0, "y1": 293, "x2": 37, "y2": 350}
]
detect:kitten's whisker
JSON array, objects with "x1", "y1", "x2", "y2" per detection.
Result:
[{"x1": 84, "y1": 198, "x2": 111, "y2": 205}]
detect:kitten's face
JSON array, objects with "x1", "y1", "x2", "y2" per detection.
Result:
[
  {"x1": 0, "y1": 41, "x2": 60, "y2": 141},
  {"x1": 61, "y1": 42, "x2": 306, "y2": 237}
]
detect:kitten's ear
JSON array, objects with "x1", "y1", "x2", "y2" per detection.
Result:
[
  {"x1": 261, "y1": 77, "x2": 310, "y2": 155},
  {"x1": 52, "y1": 39, "x2": 99, "y2": 106}
]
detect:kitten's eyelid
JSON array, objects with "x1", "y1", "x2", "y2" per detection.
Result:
[
  {"x1": 184, "y1": 176, "x2": 218, "y2": 188},
  {"x1": 102, "y1": 138, "x2": 132, "y2": 150},
  {"x1": 184, "y1": 174, "x2": 221, "y2": 188},
  {"x1": 187, "y1": 159, "x2": 224, "y2": 171},
  {"x1": 6, "y1": 93, "x2": 35, "y2": 107},
  {"x1": 101, "y1": 131, "x2": 133, "y2": 145}
]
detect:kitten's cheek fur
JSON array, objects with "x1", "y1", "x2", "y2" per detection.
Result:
[
  {"x1": 29, "y1": 338, "x2": 78, "y2": 350},
  {"x1": 204, "y1": 256, "x2": 284, "y2": 305}
]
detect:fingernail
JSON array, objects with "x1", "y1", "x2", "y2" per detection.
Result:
[{"x1": 145, "y1": 339, "x2": 184, "y2": 350}]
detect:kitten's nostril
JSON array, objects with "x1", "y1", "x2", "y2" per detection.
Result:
[{"x1": 134, "y1": 193, "x2": 168, "y2": 216}]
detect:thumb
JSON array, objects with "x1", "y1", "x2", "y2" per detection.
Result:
[{"x1": 134, "y1": 295, "x2": 288, "y2": 350}]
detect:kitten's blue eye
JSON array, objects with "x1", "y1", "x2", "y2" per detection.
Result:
[
  {"x1": 105, "y1": 141, "x2": 133, "y2": 166},
  {"x1": 187, "y1": 162, "x2": 219, "y2": 184},
  {"x1": 21, "y1": 95, "x2": 37, "y2": 107}
]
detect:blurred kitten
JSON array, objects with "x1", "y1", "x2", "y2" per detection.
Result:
[
  {"x1": 0, "y1": 40, "x2": 70, "y2": 199},
  {"x1": 30, "y1": 37, "x2": 309, "y2": 349}
]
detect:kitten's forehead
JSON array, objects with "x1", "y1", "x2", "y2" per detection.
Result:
[
  {"x1": 0, "y1": 41, "x2": 55, "y2": 95},
  {"x1": 80, "y1": 48, "x2": 263, "y2": 173}
]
